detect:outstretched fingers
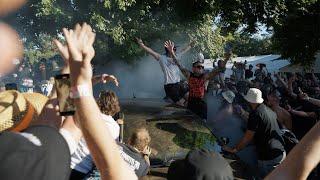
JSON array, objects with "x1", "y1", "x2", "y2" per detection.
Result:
[{"x1": 53, "y1": 39, "x2": 69, "y2": 61}]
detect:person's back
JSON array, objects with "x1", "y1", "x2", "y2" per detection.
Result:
[
  {"x1": 249, "y1": 104, "x2": 285, "y2": 160},
  {"x1": 245, "y1": 69, "x2": 253, "y2": 79},
  {"x1": 254, "y1": 69, "x2": 265, "y2": 82}
]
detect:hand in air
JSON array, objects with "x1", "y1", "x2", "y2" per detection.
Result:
[
  {"x1": 101, "y1": 74, "x2": 119, "y2": 87},
  {"x1": 61, "y1": 23, "x2": 96, "y2": 85},
  {"x1": 164, "y1": 40, "x2": 175, "y2": 55},
  {"x1": 136, "y1": 37, "x2": 143, "y2": 45}
]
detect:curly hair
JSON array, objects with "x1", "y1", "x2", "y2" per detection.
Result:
[
  {"x1": 97, "y1": 90, "x2": 120, "y2": 116},
  {"x1": 129, "y1": 128, "x2": 151, "y2": 151}
]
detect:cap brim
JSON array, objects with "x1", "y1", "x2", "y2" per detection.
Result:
[
  {"x1": 222, "y1": 93, "x2": 233, "y2": 104},
  {"x1": 243, "y1": 95, "x2": 264, "y2": 104}
]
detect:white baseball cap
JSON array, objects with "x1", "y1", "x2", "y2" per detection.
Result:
[
  {"x1": 243, "y1": 88, "x2": 264, "y2": 104},
  {"x1": 222, "y1": 90, "x2": 235, "y2": 104}
]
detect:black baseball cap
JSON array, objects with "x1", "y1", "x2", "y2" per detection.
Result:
[
  {"x1": 167, "y1": 149, "x2": 233, "y2": 180},
  {"x1": 0, "y1": 126, "x2": 71, "y2": 180}
]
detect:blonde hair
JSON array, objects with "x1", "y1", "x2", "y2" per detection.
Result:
[
  {"x1": 97, "y1": 90, "x2": 120, "y2": 116},
  {"x1": 129, "y1": 128, "x2": 151, "y2": 151}
]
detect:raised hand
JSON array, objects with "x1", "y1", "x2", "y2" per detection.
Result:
[
  {"x1": 299, "y1": 92, "x2": 309, "y2": 100},
  {"x1": 53, "y1": 39, "x2": 71, "y2": 74},
  {"x1": 164, "y1": 40, "x2": 175, "y2": 55},
  {"x1": 62, "y1": 24, "x2": 83, "y2": 62},
  {"x1": 136, "y1": 37, "x2": 143, "y2": 45},
  {"x1": 60, "y1": 23, "x2": 96, "y2": 86},
  {"x1": 101, "y1": 74, "x2": 119, "y2": 87},
  {"x1": 53, "y1": 39, "x2": 69, "y2": 62}
]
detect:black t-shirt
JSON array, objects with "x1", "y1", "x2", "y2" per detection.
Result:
[
  {"x1": 247, "y1": 104, "x2": 285, "y2": 160},
  {"x1": 245, "y1": 69, "x2": 253, "y2": 79},
  {"x1": 118, "y1": 143, "x2": 149, "y2": 177}
]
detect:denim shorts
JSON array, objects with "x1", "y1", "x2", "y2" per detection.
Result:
[{"x1": 258, "y1": 151, "x2": 286, "y2": 178}]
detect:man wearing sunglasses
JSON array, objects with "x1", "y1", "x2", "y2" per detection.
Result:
[{"x1": 164, "y1": 40, "x2": 223, "y2": 120}]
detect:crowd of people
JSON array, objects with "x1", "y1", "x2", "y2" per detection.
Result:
[
  {"x1": 0, "y1": 23, "x2": 320, "y2": 180},
  {"x1": 136, "y1": 37, "x2": 320, "y2": 179}
]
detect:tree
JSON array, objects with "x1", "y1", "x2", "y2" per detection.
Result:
[
  {"x1": 228, "y1": 32, "x2": 275, "y2": 57},
  {"x1": 4, "y1": 0, "x2": 320, "y2": 65},
  {"x1": 5, "y1": 0, "x2": 225, "y2": 64},
  {"x1": 272, "y1": 2, "x2": 320, "y2": 65}
]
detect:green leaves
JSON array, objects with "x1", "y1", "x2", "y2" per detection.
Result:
[{"x1": 14, "y1": 0, "x2": 320, "y2": 66}]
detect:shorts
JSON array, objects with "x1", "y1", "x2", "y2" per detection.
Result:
[
  {"x1": 187, "y1": 98, "x2": 207, "y2": 119},
  {"x1": 258, "y1": 151, "x2": 286, "y2": 178},
  {"x1": 164, "y1": 82, "x2": 188, "y2": 103}
]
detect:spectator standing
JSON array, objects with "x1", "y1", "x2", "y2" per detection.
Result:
[{"x1": 245, "y1": 64, "x2": 254, "y2": 79}]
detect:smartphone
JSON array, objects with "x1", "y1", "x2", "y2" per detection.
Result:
[
  {"x1": 5, "y1": 83, "x2": 18, "y2": 90},
  {"x1": 55, "y1": 74, "x2": 75, "y2": 116}
]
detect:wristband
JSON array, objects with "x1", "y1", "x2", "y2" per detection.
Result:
[{"x1": 70, "y1": 84, "x2": 93, "y2": 99}]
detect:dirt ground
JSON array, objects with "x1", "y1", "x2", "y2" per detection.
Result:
[{"x1": 120, "y1": 99, "x2": 253, "y2": 179}]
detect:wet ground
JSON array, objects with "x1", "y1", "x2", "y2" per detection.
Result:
[{"x1": 120, "y1": 98, "x2": 256, "y2": 179}]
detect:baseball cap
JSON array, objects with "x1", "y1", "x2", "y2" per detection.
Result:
[
  {"x1": 192, "y1": 61, "x2": 204, "y2": 67},
  {"x1": 0, "y1": 125, "x2": 71, "y2": 180},
  {"x1": 167, "y1": 149, "x2": 233, "y2": 180}
]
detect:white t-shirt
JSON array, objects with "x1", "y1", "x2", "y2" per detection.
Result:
[
  {"x1": 70, "y1": 114, "x2": 120, "y2": 174},
  {"x1": 159, "y1": 55, "x2": 181, "y2": 85}
]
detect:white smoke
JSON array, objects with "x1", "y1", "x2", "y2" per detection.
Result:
[{"x1": 94, "y1": 41, "x2": 195, "y2": 98}]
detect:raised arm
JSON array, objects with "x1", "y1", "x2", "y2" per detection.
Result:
[
  {"x1": 287, "y1": 77, "x2": 298, "y2": 98},
  {"x1": 92, "y1": 74, "x2": 119, "y2": 87},
  {"x1": 136, "y1": 37, "x2": 161, "y2": 61},
  {"x1": 299, "y1": 92, "x2": 320, "y2": 107},
  {"x1": 204, "y1": 68, "x2": 221, "y2": 81},
  {"x1": 178, "y1": 40, "x2": 195, "y2": 55},
  {"x1": 165, "y1": 40, "x2": 190, "y2": 79},
  {"x1": 63, "y1": 23, "x2": 137, "y2": 180}
]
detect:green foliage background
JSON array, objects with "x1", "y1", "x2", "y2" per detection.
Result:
[{"x1": 4, "y1": 0, "x2": 320, "y2": 65}]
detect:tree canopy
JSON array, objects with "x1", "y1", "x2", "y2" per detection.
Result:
[{"x1": 4, "y1": 0, "x2": 320, "y2": 65}]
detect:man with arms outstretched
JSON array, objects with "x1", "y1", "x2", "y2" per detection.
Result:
[
  {"x1": 165, "y1": 40, "x2": 225, "y2": 120},
  {"x1": 136, "y1": 38, "x2": 194, "y2": 106}
]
